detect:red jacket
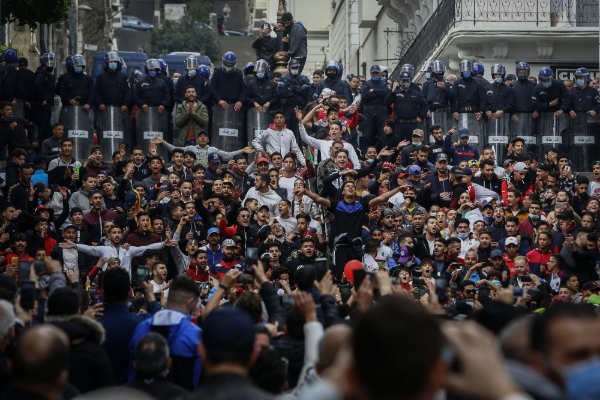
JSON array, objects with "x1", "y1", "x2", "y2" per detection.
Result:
[{"x1": 125, "y1": 230, "x2": 162, "y2": 269}]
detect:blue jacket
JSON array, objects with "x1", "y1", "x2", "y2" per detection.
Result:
[
  {"x1": 277, "y1": 73, "x2": 310, "y2": 108},
  {"x1": 313, "y1": 77, "x2": 352, "y2": 103},
  {"x1": 444, "y1": 134, "x2": 479, "y2": 165},
  {"x1": 421, "y1": 79, "x2": 455, "y2": 111},
  {"x1": 451, "y1": 77, "x2": 486, "y2": 111},
  {"x1": 360, "y1": 78, "x2": 391, "y2": 107},
  {"x1": 99, "y1": 301, "x2": 160, "y2": 384},
  {"x1": 532, "y1": 79, "x2": 571, "y2": 112},
  {"x1": 129, "y1": 308, "x2": 202, "y2": 391},
  {"x1": 512, "y1": 79, "x2": 536, "y2": 113}
]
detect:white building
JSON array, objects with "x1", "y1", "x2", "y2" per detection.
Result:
[{"x1": 366, "y1": 0, "x2": 598, "y2": 83}]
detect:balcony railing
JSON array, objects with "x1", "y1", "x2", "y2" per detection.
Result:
[{"x1": 390, "y1": 0, "x2": 598, "y2": 81}]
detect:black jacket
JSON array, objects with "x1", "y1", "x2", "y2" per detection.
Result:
[
  {"x1": 0, "y1": 116, "x2": 37, "y2": 151},
  {"x1": 181, "y1": 373, "x2": 273, "y2": 400},
  {"x1": 59, "y1": 71, "x2": 94, "y2": 106}
]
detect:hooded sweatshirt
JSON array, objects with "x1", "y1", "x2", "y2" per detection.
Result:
[
  {"x1": 243, "y1": 186, "x2": 283, "y2": 216},
  {"x1": 69, "y1": 188, "x2": 92, "y2": 211}
]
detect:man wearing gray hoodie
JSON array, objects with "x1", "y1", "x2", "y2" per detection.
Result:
[
  {"x1": 279, "y1": 13, "x2": 308, "y2": 74},
  {"x1": 69, "y1": 173, "x2": 97, "y2": 213},
  {"x1": 243, "y1": 173, "x2": 282, "y2": 216}
]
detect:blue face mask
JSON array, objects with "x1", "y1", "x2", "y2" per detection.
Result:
[
  {"x1": 256, "y1": 73, "x2": 265, "y2": 79},
  {"x1": 108, "y1": 62, "x2": 117, "y2": 71},
  {"x1": 366, "y1": 158, "x2": 374, "y2": 163},
  {"x1": 173, "y1": 78, "x2": 178, "y2": 85},
  {"x1": 564, "y1": 357, "x2": 600, "y2": 400},
  {"x1": 74, "y1": 67, "x2": 83, "y2": 74},
  {"x1": 148, "y1": 71, "x2": 157, "y2": 78},
  {"x1": 425, "y1": 73, "x2": 431, "y2": 80},
  {"x1": 542, "y1": 81, "x2": 552, "y2": 88},
  {"x1": 188, "y1": 69, "x2": 196, "y2": 77},
  {"x1": 530, "y1": 214, "x2": 540, "y2": 220},
  {"x1": 412, "y1": 141, "x2": 422, "y2": 147},
  {"x1": 458, "y1": 232, "x2": 469, "y2": 240},
  {"x1": 491, "y1": 280, "x2": 502, "y2": 286},
  {"x1": 576, "y1": 79, "x2": 585, "y2": 87},
  {"x1": 462, "y1": 71, "x2": 471, "y2": 79},
  {"x1": 494, "y1": 77, "x2": 503, "y2": 84},
  {"x1": 483, "y1": 216, "x2": 493, "y2": 223},
  {"x1": 371, "y1": 75, "x2": 380, "y2": 82}
]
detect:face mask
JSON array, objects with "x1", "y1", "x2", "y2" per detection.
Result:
[
  {"x1": 458, "y1": 232, "x2": 469, "y2": 240},
  {"x1": 430, "y1": 212, "x2": 437, "y2": 217},
  {"x1": 256, "y1": 73, "x2": 265, "y2": 79},
  {"x1": 108, "y1": 62, "x2": 117, "y2": 71},
  {"x1": 412, "y1": 141, "x2": 422, "y2": 147},
  {"x1": 74, "y1": 67, "x2": 83, "y2": 74},
  {"x1": 425, "y1": 73, "x2": 431, "y2": 80},
  {"x1": 148, "y1": 71, "x2": 157, "y2": 78},
  {"x1": 494, "y1": 77, "x2": 503, "y2": 84},
  {"x1": 223, "y1": 65, "x2": 234, "y2": 73},
  {"x1": 530, "y1": 214, "x2": 540, "y2": 220},
  {"x1": 563, "y1": 357, "x2": 600, "y2": 400},
  {"x1": 47, "y1": 66, "x2": 54, "y2": 73},
  {"x1": 406, "y1": 196, "x2": 415, "y2": 203},
  {"x1": 371, "y1": 75, "x2": 380, "y2": 82},
  {"x1": 366, "y1": 158, "x2": 374, "y2": 163},
  {"x1": 326, "y1": 72, "x2": 337, "y2": 80},
  {"x1": 483, "y1": 216, "x2": 493, "y2": 223},
  {"x1": 491, "y1": 280, "x2": 502, "y2": 286},
  {"x1": 542, "y1": 81, "x2": 552, "y2": 89},
  {"x1": 401, "y1": 82, "x2": 411, "y2": 89},
  {"x1": 518, "y1": 75, "x2": 528, "y2": 82},
  {"x1": 462, "y1": 71, "x2": 471, "y2": 79},
  {"x1": 173, "y1": 78, "x2": 178, "y2": 85},
  {"x1": 188, "y1": 69, "x2": 196, "y2": 77},
  {"x1": 290, "y1": 69, "x2": 299, "y2": 76},
  {"x1": 576, "y1": 79, "x2": 585, "y2": 87},
  {"x1": 434, "y1": 74, "x2": 444, "y2": 81}
]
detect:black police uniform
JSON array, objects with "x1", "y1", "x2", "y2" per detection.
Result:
[
  {"x1": 451, "y1": 77, "x2": 486, "y2": 114},
  {"x1": 94, "y1": 69, "x2": 132, "y2": 109},
  {"x1": 384, "y1": 87, "x2": 428, "y2": 141},
  {"x1": 570, "y1": 85, "x2": 597, "y2": 113},
  {"x1": 209, "y1": 67, "x2": 246, "y2": 104},
  {"x1": 0, "y1": 66, "x2": 24, "y2": 103},
  {"x1": 17, "y1": 67, "x2": 36, "y2": 118},
  {"x1": 277, "y1": 73, "x2": 310, "y2": 137},
  {"x1": 360, "y1": 78, "x2": 391, "y2": 153},
  {"x1": 512, "y1": 79, "x2": 537, "y2": 113},
  {"x1": 58, "y1": 71, "x2": 94, "y2": 106},
  {"x1": 421, "y1": 78, "x2": 455, "y2": 112},
  {"x1": 532, "y1": 79, "x2": 571, "y2": 113},
  {"x1": 133, "y1": 76, "x2": 171, "y2": 109},
  {"x1": 33, "y1": 67, "x2": 56, "y2": 143},
  {"x1": 313, "y1": 76, "x2": 352, "y2": 102},
  {"x1": 484, "y1": 82, "x2": 514, "y2": 115}
]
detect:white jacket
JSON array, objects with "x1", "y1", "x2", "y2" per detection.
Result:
[
  {"x1": 299, "y1": 125, "x2": 360, "y2": 169},
  {"x1": 243, "y1": 187, "x2": 283, "y2": 216},
  {"x1": 252, "y1": 127, "x2": 306, "y2": 166}
]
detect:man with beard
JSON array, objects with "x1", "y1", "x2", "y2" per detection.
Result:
[
  {"x1": 7, "y1": 163, "x2": 33, "y2": 212},
  {"x1": 501, "y1": 162, "x2": 533, "y2": 205},
  {"x1": 243, "y1": 173, "x2": 282, "y2": 216},
  {"x1": 82, "y1": 190, "x2": 119, "y2": 244},
  {"x1": 400, "y1": 189, "x2": 427, "y2": 224},
  {"x1": 423, "y1": 153, "x2": 453, "y2": 208},
  {"x1": 474, "y1": 159, "x2": 503, "y2": 198},
  {"x1": 125, "y1": 211, "x2": 162, "y2": 271},
  {"x1": 263, "y1": 219, "x2": 297, "y2": 262},
  {"x1": 59, "y1": 225, "x2": 171, "y2": 276},
  {"x1": 572, "y1": 176, "x2": 590, "y2": 216},
  {"x1": 284, "y1": 236, "x2": 318, "y2": 286},
  {"x1": 414, "y1": 216, "x2": 438, "y2": 259},
  {"x1": 210, "y1": 239, "x2": 243, "y2": 278},
  {"x1": 150, "y1": 261, "x2": 170, "y2": 296}
]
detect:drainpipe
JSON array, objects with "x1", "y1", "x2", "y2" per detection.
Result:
[{"x1": 345, "y1": 0, "x2": 349, "y2": 71}]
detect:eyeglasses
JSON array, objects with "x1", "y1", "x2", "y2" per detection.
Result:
[{"x1": 464, "y1": 289, "x2": 475, "y2": 294}]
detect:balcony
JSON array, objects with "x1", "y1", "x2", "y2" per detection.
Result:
[{"x1": 390, "y1": 0, "x2": 599, "y2": 80}]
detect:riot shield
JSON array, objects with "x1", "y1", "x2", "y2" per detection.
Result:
[
  {"x1": 538, "y1": 112, "x2": 568, "y2": 159},
  {"x1": 485, "y1": 114, "x2": 510, "y2": 164},
  {"x1": 13, "y1": 100, "x2": 29, "y2": 120},
  {"x1": 423, "y1": 111, "x2": 450, "y2": 144},
  {"x1": 570, "y1": 112, "x2": 599, "y2": 172},
  {"x1": 510, "y1": 113, "x2": 537, "y2": 155},
  {"x1": 60, "y1": 106, "x2": 94, "y2": 161},
  {"x1": 455, "y1": 113, "x2": 484, "y2": 156},
  {"x1": 136, "y1": 107, "x2": 169, "y2": 159},
  {"x1": 247, "y1": 109, "x2": 271, "y2": 164},
  {"x1": 212, "y1": 106, "x2": 243, "y2": 153},
  {"x1": 171, "y1": 107, "x2": 179, "y2": 147},
  {"x1": 50, "y1": 106, "x2": 62, "y2": 126},
  {"x1": 97, "y1": 106, "x2": 130, "y2": 163}
]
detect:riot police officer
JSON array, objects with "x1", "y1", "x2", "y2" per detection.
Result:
[
  {"x1": 17, "y1": 58, "x2": 35, "y2": 119},
  {"x1": 512, "y1": 62, "x2": 538, "y2": 117},
  {"x1": 473, "y1": 63, "x2": 489, "y2": 87},
  {"x1": 421, "y1": 60, "x2": 455, "y2": 114},
  {"x1": 55, "y1": 56, "x2": 72, "y2": 96},
  {"x1": 399, "y1": 64, "x2": 421, "y2": 91},
  {"x1": 385, "y1": 71, "x2": 428, "y2": 141},
  {"x1": 243, "y1": 62, "x2": 255, "y2": 84},
  {"x1": 173, "y1": 56, "x2": 211, "y2": 105},
  {"x1": 58, "y1": 54, "x2": 94, "y2": 110},
  {"x1": 421, "y1": 60, "x2": 433, "y2": 82},
  {"x1": 209, "y1": 51, "x2": 246, "y2": 113},
  {"x1": 133, "y1": 59, "x2": 170, "y2": 114},
  {"x1": 245, "y1": 59, "x2": 278, "y2": 115},
  {"x1": 569, "y1": 68, "x2": 597, "y2": 116},
  {"x1": 129, "y1": 70, "x2": 143, "y2": 101},
  {"x1": 484, "y1": 64, "x2": 514, "y2": 119},
  {"x1": 532, "y1": 67, "x2": 571, "y2": 119},
  {"x1": 451, "y1": 60, "x2": 486, "y2": 121},
  {"x1": 156, "y1": 59, "x2": 174, "y2": 108},
  {"x1": 94, "y1": 51, "x2": 131, "y2": 113},
  {"x1": 360, "y1": 65, "x2": 392, "y2": 153},
  {"x1": 313, "y1": 60, "x2": 352, "y2": 101},
  {"x1": 0, "y1": 49, "x2": 25, "y2": 106},
  {"x1": 33, "y1": 52, "x2": 56, "y2": 144},
  {"x1": 277, "y1": 58, "x2": 310, "y2": 136}
]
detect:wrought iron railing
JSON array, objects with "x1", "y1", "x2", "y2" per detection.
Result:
[{"x1": 390, "y1": 0, "x2": 598, "y2": 81}]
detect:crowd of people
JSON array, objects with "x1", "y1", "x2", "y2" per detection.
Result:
[{"x1": 1, "y1": 11, "x2": 600, "y2": 400}]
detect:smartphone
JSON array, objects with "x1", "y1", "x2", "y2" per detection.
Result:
[
  {"x1": 564, "y1": 166, "x2": 571, "y2": 172},
  {"x1": 18, "y1": 260, "x2": 31, "y2": 285},
  {"x1": 281, "y1": 294, "x2": 295, "y2": 308},
  {"x1": 449, "y1": 283, "x2": 458, "y2": 298},
  {"x1": 423, "y1": 167, "x2": 430, "y2": 173},
  {"x1": 154, "y1": 292, "x2": 161, "y2": 303},
  {"x1": 88, "y1": 288, "x2": 101, "y2": 304},
  {"x1": 513, "y1": 287, "x2": 527, "y2": 298},
  {"x1": 478, "y1": 286, "x2": 491, "y2": 302},
  {"x1": 136, "y1": 266, "x2": 150, "y2": 291},
  {"x1": 354, "y1": 269, "x2": 375, "y2": 289},
  {"x1": 34, "y1": 260, "x2": 45, "y2": 274},
  {"x1": 245, "y1": 247, "x2": 258, "y2": 272},
  {"x1": 315, "y1": 258, "x2": 328, "y2": 281},
  {"x1": 20, "y1": 281, "x2": 36, "y2": 310},
  {"x1": 73, "y1": 166, "x2": 80, "y2": 175},
  {"x1": 555, "y1": 202, "x2": 567, "y2": 209}
]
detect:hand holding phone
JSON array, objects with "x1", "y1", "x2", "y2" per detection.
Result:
[{"x1": 136, "y1": 267, "x2": 150, "y2": 291}]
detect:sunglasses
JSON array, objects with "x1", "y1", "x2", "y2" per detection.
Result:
[{"x1": 464, "y1": 289, "x2": 476, "y2": 294}]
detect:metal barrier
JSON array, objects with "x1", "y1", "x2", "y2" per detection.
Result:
[
  {"x1": 423, "y1": 111, "x2": 451, "y2": 144},
  {"x1": 212, "y1": 106, "x2": 243, "y2": 153},
  {"x1": 136, "y1": 107, "x2": 169, "y2": 159},
  {"x1": 538, "y1": 112, "x2": 568, "y2": 159},
  {"x1": 60, "y1": 106, "x2": 94, "y2": 161},
  {"x1": 510, "y1": 113, "x2": 537, "y2": 155},
  {"x1": 455, "y1": 112, "x2": 484, "y2": 156},
  {"x1": 485, "y1": 114, "x2": 510, "y2": 165},
  {"x1": 246, "y1": 108, "x2": 271, "y2": 164},
  {"x1": 569, "y1": 112, "x2": 599, "y2": 172},
  {"x1": 97, "y1": 106, "x2": 130, "y2": 163}
]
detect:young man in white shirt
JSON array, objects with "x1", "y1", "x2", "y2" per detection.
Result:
[{"x1": 150, "y1": 261, "x2": 170, "y2": 297}]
